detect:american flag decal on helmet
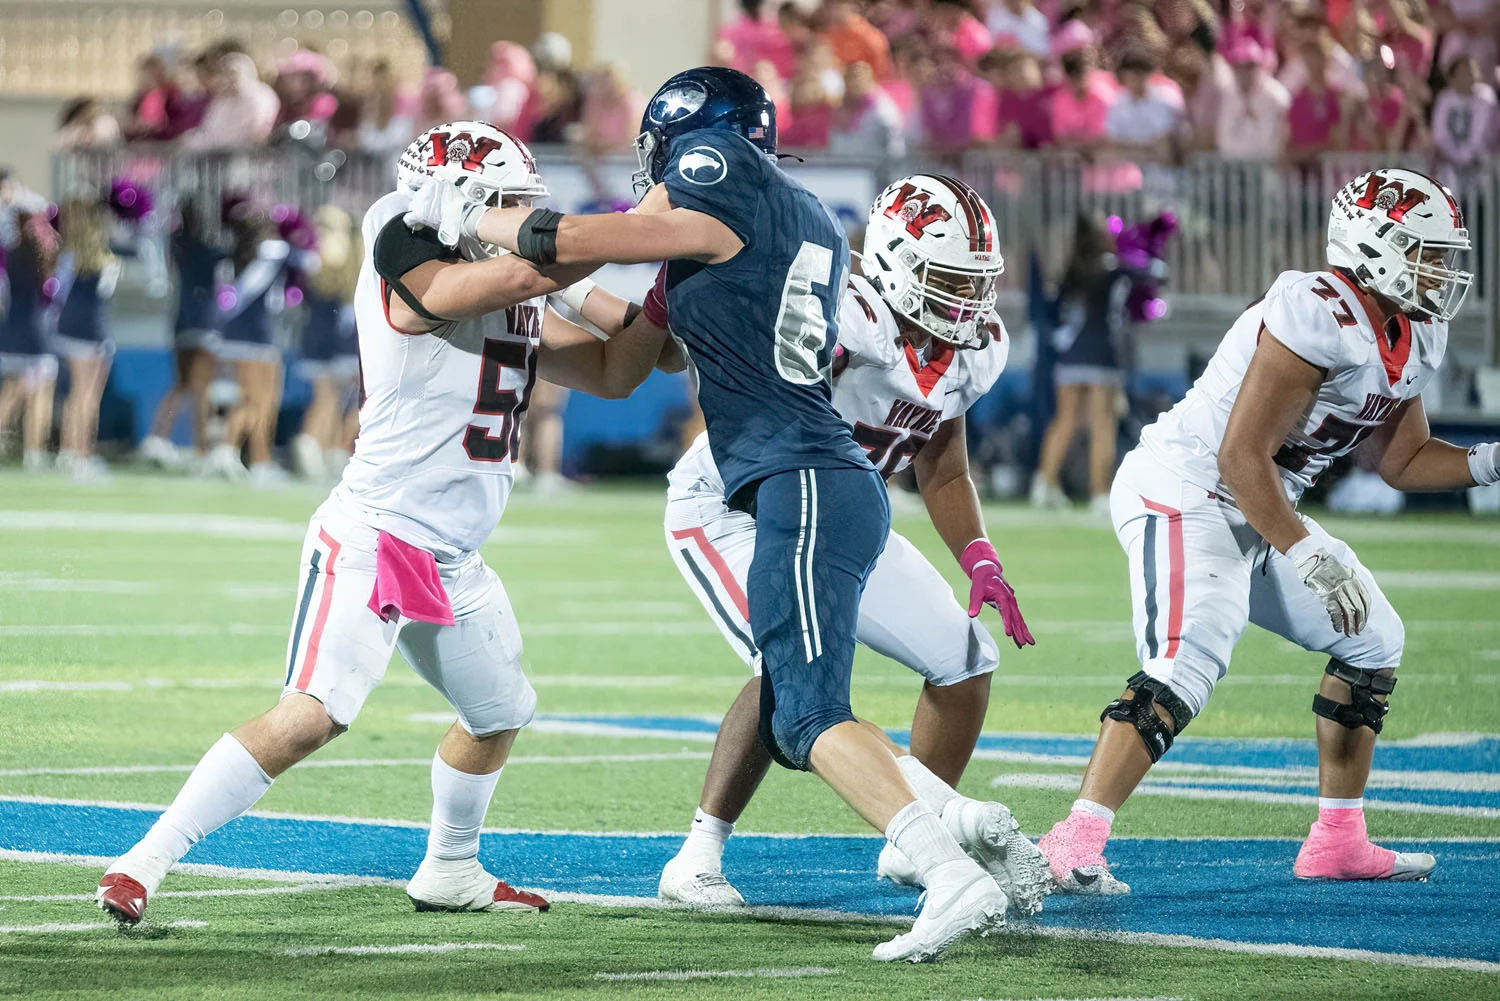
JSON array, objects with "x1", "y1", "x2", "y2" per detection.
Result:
[{"x1": 747, "y1": 126, "x2": 766, "y2": 140}]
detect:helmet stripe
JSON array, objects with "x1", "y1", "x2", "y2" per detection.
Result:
[{"x1": 929, "y1": 174, "x2": 992, "y2": 253}]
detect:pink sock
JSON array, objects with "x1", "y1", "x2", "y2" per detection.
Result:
[{"x1": 1295, "y1": 799, "x2": 1395, "y2": 879}]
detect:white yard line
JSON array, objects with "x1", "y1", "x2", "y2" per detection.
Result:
[
  {"x1": 0, "y1": 882, "x2": 360, "y2": 903},
  {"x1": 284, "y1": 942, "x2": 524, "y2": 957},
  {"x1": 0, "y1": 622, "x2": 715, "y2": 639},
  {"x1": 0, "y1": 751, "x2": 711, "y2": 778},
  {"x1": 990, "y1": 772, "x2": 1500, "y2": 818},
  {"x1": 593, "y1": 966, "x2": 837, "y2": 981},
  {"x1": 0, "y1": 919, "x2": 205, "y2": 934},
  {"x1": 1376, "y1": 571, "x2": 1500, "y2": 590}
]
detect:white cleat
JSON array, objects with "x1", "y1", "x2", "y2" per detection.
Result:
[
  {"x1": 405, "y1": 857, "x2": 548, "y2": 913},
  {"x1": 944, "y1": 800, "x2": 1052, "y2": 917},
  {"x1": 876, "y1": 842, "x2": 922, "y2": 887},
  {"x1": 1055, "y1": 864, "x2": 1132, "y2": 895},
  {"x1": 248, "y1": 462, "x2": 291, "y2": 490},
  {"x1": 657, "y1": 854, "x2": 746, "y2": 910},
  {"x1": 138, "y1": 434, "x2": 183, "y2": 470},
  {"x1": 872, "y1": 864, "x2": 1007, "y2": 963},
  {"x1": 1389, "y1": 852, "x2": 1438, "y2": 881},
  {"x1": 207, "y1": 443, "x2": 248, "y2": 482}
]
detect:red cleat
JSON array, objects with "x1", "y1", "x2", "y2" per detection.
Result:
[{"x1": 97, "y1": 873, "x2": 149, "y2": 924}]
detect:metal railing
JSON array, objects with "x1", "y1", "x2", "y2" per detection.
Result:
[{"x1": 52, "y1": 144, "x2": 1499, "y2": 363}]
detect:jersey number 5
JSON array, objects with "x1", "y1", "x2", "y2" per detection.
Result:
[
  {"x1": 464, "y1": 338, "x2": 538, "y2": 463},
  {"x1": 774, "y1": 241, "x2": 843, "y2": 386}
]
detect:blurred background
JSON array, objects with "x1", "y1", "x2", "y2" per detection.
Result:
[{"x1": 0, "y1": 0, "x2": 1497, "y2": 512}]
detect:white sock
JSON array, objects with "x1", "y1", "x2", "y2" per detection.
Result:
[
  {"x1": 679, "y1": 808, "x2": 734, "y2": 868},
  {"x1": 130, "y1": 734, "x2": 272, "y2": 878},
  {"x1": 885, "y1": 801, "x2": 969, "y2": 885},
  {"x1": 1072, "y1": 798, "x2": 1116, "y2": 823},
  {"x1": 1318, "y1": 797, "x2": 1364, "y2": 811},
  {"x1": 426, "y1": 752, "x2": 503, "y2": 861},
  {"x1": 896, "y1": 755, "x2": 966, "y2": 815}
]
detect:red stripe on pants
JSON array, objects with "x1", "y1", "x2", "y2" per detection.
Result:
[
  {"x1": 294, "y1": 529, "x2": 343, "y2": 691},
  {"x1": 671, "y1": 526, "x2": 749, "y2": 619},
  {"x1": 1140, "y1": 499, "x2": 1184, "y2": 659}
]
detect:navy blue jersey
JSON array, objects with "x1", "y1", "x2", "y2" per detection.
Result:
[
  {"x1": 172, "y1": 234, "x2": 225, "y2": 334},
  {"x1": 55, "y1": 256, "x2": 118, "y2": 344},
  {"x1": 221, "y1": 239, "x2": 291, "y2": 346},
  {"x1": 0, "y1": 253, "x2": 49, "y2": 357},
  {"x1": 662, "y1": 129, "x2": 871, "y2": 505}
]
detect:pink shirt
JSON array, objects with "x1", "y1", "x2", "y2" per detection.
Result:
[
  {"x1": 1051, "y1": 76, "x2": 1114, "y2": 142},
  {"x1": 719, "y1": 15, "x2": 795, "y2": 80},
  {"x1": 949, "y1": 15, "x2": 993, "y2": 64},
  {"x1": 1288, "y1": 88, "x2": 1341, "y2": 149},
  {"x1": 1216, "y1": 74, "x2": 1291, "y2": 158},
  {"x1": 919, "y1": 74, "x2": 996, "y2": 148}
]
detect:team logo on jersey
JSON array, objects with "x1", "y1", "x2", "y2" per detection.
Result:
[
  {"x1": 425, "y1": 131, "x2": 505, "y2": 173},
  {"x1": 650, "y1": 82, "x2": 708, "y2": 125},
  {"x1": 883, "y1": 183, "x2": 952, "y2": 239},
  {"x1": 678, "y1": 146, "x2": 728, "y2": 186}
]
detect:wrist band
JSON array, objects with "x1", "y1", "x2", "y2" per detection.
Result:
[
  {"x1": 1285, "y1": 535, "x2": 1321, "y2": 564},
  {"x1": 1469, "y1": 442, "x2": 1500, "y2": 487},
  {"x1": 516, "y1": 208, "x2": 563, "y2": 267},
  {"x1": 556, "y1": 277, "x2": 596, "y2": 313},
  {"x1": 959, "y1": 538, "x2": 999, "y2": 578}
]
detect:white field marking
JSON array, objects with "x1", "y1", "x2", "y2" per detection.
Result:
[
  {"x1": 1375, "y1": 571, "x2": 1500, "y2": 590},
  {"x1": 1316, "y1": 520, "x2": 1500, "y2": 546},
  {"x1": 949, "y1": 998, "x2": 1182, "y2": 1001},
  {"x1": 523, "y1": 719, "x2": 719, "y2": 743},
  {"x1": 593, "y1": 966, "x2": 838, "y2": 982},
  {"x1": 0, "y1": 919, "x2": 205, "y2": 934},
  {"x1": 0, "y1": 882, "x2": 362, "y2": 903},
  {"x1": 0, "y1": 680, "x2": 132, "y2": 693},
  {"x1": 551, "y1": 601, "x2": 695, "y2": 616},
  {"x1": 1025, "y1": 925, "x2": 1500, "y2": 975},
  {"x1": 0, "y1": 624, "x2": 283, "y2": 638},
  {"x1": 1481, "y1": 650, "x2": 1500, "y2": 661},
  {"x1": 1386, "y1": 731, "x2": 1497, "y2": 747},
  {"x1": 284, "y1": 942, "x2": 525, "y2": 957},
  {"x1": 0, "y1": 572, "x2": 152, "y2": 594},
  {"x1": 0, "y1": 751, "x2": 712, "y2": 778},
  {"x1": 0, "y1": 509, "x2": 595, "y2": 545},
  {"x1": 989, "y1": 772, "x2": 1500, "y2": 818}
]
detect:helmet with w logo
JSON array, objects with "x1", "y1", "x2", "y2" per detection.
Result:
[
  {"x1": 1328, "y1": 168, "x2": 1470, "y2": 321},
  {"x1": 861, "y1": 174, "x2": 1003, "y2": 348},
  {"x1": 396, "y1": 120, "x2": 548, "y2": 208}
]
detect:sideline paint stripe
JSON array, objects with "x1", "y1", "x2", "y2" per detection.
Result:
[
  {"x1": 0, "y1": 882, "x2": 362, "y2": 903},
  {"x1": 284, "y1": 942, "x2": 524, "y2": 957},
  {"x1": 0, "y1": 510, "x2": 594, "y2": 544},
  {"x1": 0, "y1": 622, "x2": 719, "y2": 639},
  {"x1": 594, "y1": 966, "x2": 838, "y2": 981}
]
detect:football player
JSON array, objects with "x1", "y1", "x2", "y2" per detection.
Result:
[
  {"x1": 403, "y1": 69, "x2": 1032, "y2": 961},
  {"x1": 97, "y1": 121, "x2": 672, "y2": 924},
  {"x1": 1040, "y1": 168, "x2": 1499, "y2": 893},
  {"x1": 653, "y1": 174, "x2": 1046, "y2": 914}
]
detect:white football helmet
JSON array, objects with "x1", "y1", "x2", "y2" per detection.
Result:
[
  {"x1": 861, "y1": 173, "x2": 1003, "y2": 349},
  {"x1": 396, "y1": 120, "x2": 548, "y2": 207},
  {"x1": 1327, "y1": 168, "x2": 1471, "y2": 321}
]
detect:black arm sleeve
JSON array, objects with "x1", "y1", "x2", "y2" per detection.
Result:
[{"x1": 372, "y1": 215, "x2": 460, "y2": 323}]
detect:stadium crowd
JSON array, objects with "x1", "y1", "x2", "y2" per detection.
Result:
[{"x1": 43, "y1": 1, "x2": 1500, "y2": 173}]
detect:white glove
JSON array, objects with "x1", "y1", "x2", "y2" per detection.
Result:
[
  {"x1": 402, "y1": 175, "x2": 487, "y2": 249},
  {"x1": 1287, "y1": 536, "x2": 1370, "y2": 636}
]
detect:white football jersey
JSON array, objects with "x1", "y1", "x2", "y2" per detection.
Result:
[
  {"x1": 329, "y1": 191, "x2": 545, "y2": 561},
  {"x1": 1141, "y1": 269, "x2": 1447, "y2": 502},
  {"x1": 669, "y1": 272, "x2": 1009, "y2": 494}
]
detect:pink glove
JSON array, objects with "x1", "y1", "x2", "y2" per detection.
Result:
[
  {"x1": 642, "y1": 263, "x2": 669, "y2": 328},
  {"x1": 960, "y1": 539, "x2": 1034, "y2": 649}
]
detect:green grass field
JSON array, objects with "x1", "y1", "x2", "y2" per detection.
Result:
[{"x1": 1, "y1": 470, "x2": 1497, "y2": 1000}]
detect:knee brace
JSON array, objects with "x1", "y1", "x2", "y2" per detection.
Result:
[
  {"x1": 1312, "y1": 659, "x2": 1395, "y2": 734},
  {"x1": 1102, "y1": 671, "x2": 1194, "y2": 763}
]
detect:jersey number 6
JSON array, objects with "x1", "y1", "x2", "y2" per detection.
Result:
[
  {"x1": 774, "y1": 241, "x2": 844, "y2": 386},
  {"x1": 464, "y1": 337, "x2": 539, "y2": 463}
]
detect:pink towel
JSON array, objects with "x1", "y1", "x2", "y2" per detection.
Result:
[{"x1": 366, "y1": 531, "x2": 456, "y2": 625}]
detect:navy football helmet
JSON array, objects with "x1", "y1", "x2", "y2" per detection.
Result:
[{"x1": 632, "y1": 66, "x2": 777, "y2": 198}]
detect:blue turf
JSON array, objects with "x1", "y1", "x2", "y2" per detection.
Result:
[{"x1": 4, "y1": 797, "x2": 1498, "y2": 963}]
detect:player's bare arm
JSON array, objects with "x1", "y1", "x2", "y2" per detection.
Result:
[
  {"x1": 912, "y1": 416, "x2": 986, "y2": 562},
  {"x1": 537, "y1": 305, "x2": 669, "y2": 400},
  {"x1": 386, "y1": 255, "x2": 596, "y2": 333},
  {"x1": 1217, "y1": 333, "x2": 1325, "y2": 554},
  {"x1": 1370, "y1": 397, "x2": 1496, "y2": 491},
  {"x1": 467, "y1": 182, "x2": 741, "y2": 268}
]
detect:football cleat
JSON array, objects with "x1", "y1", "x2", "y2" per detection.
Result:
[
  {"x1": 943, "y1": 800, "x2": 1052, "y2": 916},
  {"x1": 872, "y1": 862, "x2": 1006, "y2": 963},
  {"x1": 876, "y1": 842, "x2": 922, "y2": 887},
  {"x1": 1294, "y1": 824, "x2": 1436, "y2": 882},
  {"x1": 1038, "y1": 813, "x2": 1131, "y2": 896},
  {"x1": 406, "y1": 857, "x2": 548, "y2": 913},
  {"x1": 97, "y1": 873, "x2": 149, "y2": 925},
  {"x1": 658, "y1": 854, "x2": 746, "y2": 910}
]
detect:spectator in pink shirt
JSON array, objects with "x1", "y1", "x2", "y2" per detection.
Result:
[
  {"x1": 1432, "y1": 54, "x2": 1499, "y2": 180},
  {"x1": 1286, "y1": 40, "x2": 1346, "y2": 164},
  {"x1": 987, "y1": 0, "x2": 1051, "y2": 57},
  {"x1": 1220, "y1": 0, "x2": 1276, "y2": 60},
  {"x1": 930, "y1": 0, "x2": 993, "y2": 65},
  {"x1": 1051, "y1": 44, "x2": 1114, "y2": 151},
  {"x1": 1373, "y1": 0, "x2": 1433, "y2": 80},
  {"x1": 415, "y1": 68, "x2": 466, "y2": 134},
  {"x1": 275, "y1": 49, "x2": 339, "y2": 129},
  {"x1": 181, "y1": 53, "x2": 279, "y2": 150},
  {"x1": 918, "y1": 45, "x2": 996, "y2": 151},
  {"x1": 1348, "y1": 48, "x2": 1430, "y2": 152},
  {"x1": 477, "y1": 41, "x2": 536, "y2": 137},
  {"x1": 981, "y1": 47, "x2": 1055, "y2": 148},
  {"x1": 1105, "y1": 53, "x2": 1185, "y2": 160},
  {"x1": 579, "y1": 63, "x2": 644, "y2": 154},
  {"x1": 719, "y1": 0, "x2": 796, "y2": 81},
  {"x1": 1278, "y1": 14, "x2": 1367, "y2": 99},
  {"x1": 829, "y1": 60, "x2": 906, "y2": 158},
  {"x1": 781, "y1": 43, "x2": 841, "y2": 148}
]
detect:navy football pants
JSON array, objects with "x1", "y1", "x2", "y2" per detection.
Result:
[{"x1": 749, "y1": 466, "x2": 890, "y2": 770}]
